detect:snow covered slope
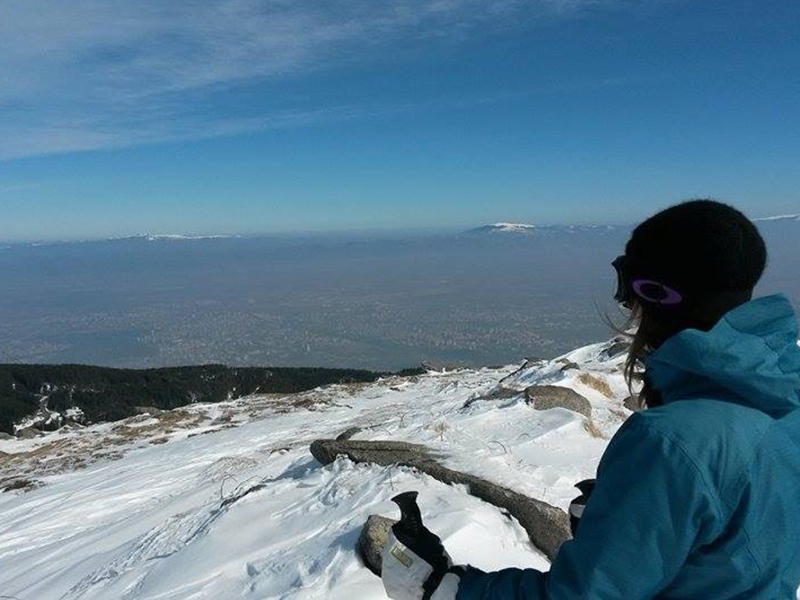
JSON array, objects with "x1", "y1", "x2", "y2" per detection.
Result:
[
  {"x1": 1, "y1": 338, "x2": 784, "y2": 599},
  {"x1": 753, "y1": 214, "x2": 800, "y2": 222}
]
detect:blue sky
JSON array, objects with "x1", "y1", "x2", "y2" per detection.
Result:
[{"x1": 0, "y1": 0, "x2": 798, "y2": 240}]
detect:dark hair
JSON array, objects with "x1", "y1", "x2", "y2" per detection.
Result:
[{"x1": 620, "y1": 199, "x2": 767, "y2": 408}]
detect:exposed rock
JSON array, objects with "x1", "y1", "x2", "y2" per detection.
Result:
[
  {"x1": 559, "y1": 361, "x2": 580, "y2": 372},
  {"x1": 524, "y1": 385, "x2": 592, "y2": 418},
  {"x1": 419, "y1": 462, "x2": 570, "y2": 560},
  {"x1": 310, "y1": 438, "x2": 570, "y2": 560},
  {"x1": 0, "y1": 432, "x2": 14, "y2": 440},
  {"x1": 359, "y1": 515, "x2": 397, "y2": 575},
  {"x1": 497, "y1": 359, "x2": 543, "y2": 387},
  {"x1": 211, "y1": 410, "x2": 235, "y2": 425},
  {"x1": 462, "y1": 385, "x2": 520, "y2": 408},
  {"x1": 310, "y1": 439, "x2": 432, "y2": 467},
  {"x1": 602, "y1": 338, "x2": 631, "y2": 360},
  {"x1": 521, "y1": 358, "x2": 545, "y2": 367},
  {"x1": 39, "y1": 417, "x2": 63, "y2": 432},
  {"x1": 1, "y1": 478, "x2": 40, "y2": 493},
  {"x1": 623, "y1": 395, "x2": 641, "y2": 412},
  {"x1": 336, "y1": 426, "x2": 362, "y2": 441},
  {"x1": 15, "y1": 427, "x2": 44, "y2": 439}
]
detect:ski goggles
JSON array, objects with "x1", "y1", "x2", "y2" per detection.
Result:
[{"x1": 612, "y1": 255, "x2": 684, "y2": 308}]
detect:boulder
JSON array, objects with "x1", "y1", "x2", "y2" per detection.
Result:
[
  {"x1": 462, "y1": 385, "x2": 520, "y2": 408},
  {"x1": 418, "y1": 461, "x2": 570, "y2": 560},
  {"x1": 310, "y1": 439, "x2": 432, "y2": 467},
  {"x1": 0, "y1": 432, "x2": 14, "y2": 441},
  {"x1": 15, "y1": 427, "x2": 43, "y2": 439},
  {"x1": 602, "y1": 338, "x2": 631, "y2": 360},
  {"x1": 359, "y1": 515, "x2": 397, "y2": 575},
  {"x1": 310, "y1": 438, "x2": 570, "y2": 560},
  {"x1": 525, "y1": 385, "x2": 592, "y2": 418}
]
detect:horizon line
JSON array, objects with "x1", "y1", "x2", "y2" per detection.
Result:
[{"x1": 2, "y1": 210, "x2": 796, "y2": 246}]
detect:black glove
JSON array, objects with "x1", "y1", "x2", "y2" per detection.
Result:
[
  {"x1": 381, "y1": 492, "x2": 464, "y2": 600},
  {"x1": 569, "y1": 478, "x2": 596, "y2": 536}
]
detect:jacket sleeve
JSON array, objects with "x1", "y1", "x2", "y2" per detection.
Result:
[{"x1": 456, "y1": 414, "x2": 724, "y2": 600}]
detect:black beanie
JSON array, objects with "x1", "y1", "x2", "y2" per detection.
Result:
[{"x1": 625, "y1": 199, "x2": 767, "y2": 308}]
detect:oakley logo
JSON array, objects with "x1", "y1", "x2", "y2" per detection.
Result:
[{"x1": 632, "y1": 279, "x2": 683, "y2": 305}]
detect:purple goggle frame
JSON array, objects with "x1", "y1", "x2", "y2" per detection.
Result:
[{"x1": 613, "y1": 255, "x2": 684, "y2": 307}]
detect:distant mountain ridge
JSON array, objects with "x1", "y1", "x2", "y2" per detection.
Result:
[
  {"x1": 465, "y1": 222, "x2": 620, "y2": 236},
  {"x1": 753, "y1": 214, "x2": 800, "y2": 222},
  {"x1": 111, "y1": 234, "x2": 239, "y2": 242},
  {"x1": 4, "y1": 213, "x2": 798, "y2": 248}
]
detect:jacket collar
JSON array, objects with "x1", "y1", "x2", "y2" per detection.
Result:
[{"x1": 645, "y1": 294, "x2": 800, "y2": 416}]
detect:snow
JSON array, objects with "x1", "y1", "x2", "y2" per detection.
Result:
[
  {"x1": 753, "y1": 214, "x2": 800, "y2": 222},
  {"x1": 0, "y1": 358, "x2": 566, "y2": 599},
  {"x1": 2, "y1": 338, "x2": 792, "y2": 598},
  {"x1": 140, "y1": 234, "x2": 235, "y2": 241},
  {"x1": 64, "y1": 406, "x2": 85, "y2": 420},
  {"x1": 0, "y1": 345, "x2": 613, "y2": 600},
  {"x1": 486, "y1": 222, "x2": 536, "y2": 232}
]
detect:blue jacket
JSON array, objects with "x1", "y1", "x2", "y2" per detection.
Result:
[{"x1": 458, "y1": 294, "x2": 800, "y2": 599}]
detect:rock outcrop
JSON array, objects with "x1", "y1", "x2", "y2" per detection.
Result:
[
  {"x1": 359, "y1": 515, "x2": 397, "y2": 575},
  {"x1": 312, "y1": 438, "x2": 570, "y2": 560},
  {"x1": 15, "y1": 427, "x2": 44, "y2": 440},
  {"x1": 524, "y1": 385, "x2": 592, "y2": 418},
  {"x1": 558, "y1": 361, "x2": 580, "y2": 372},
  {"x1": 462, "y1": 385, "x2": 521, "y2": 408},
  {"x1": 310, "y1": 439, "x2": 433, "y2": 467},
  {"x1": 601, "y1": 338, "x2": 630, "y2": 360}
]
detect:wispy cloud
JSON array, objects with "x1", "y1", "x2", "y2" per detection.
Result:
[{"x1": 0, "y1": 0, "x2": 631, "y2": 160}]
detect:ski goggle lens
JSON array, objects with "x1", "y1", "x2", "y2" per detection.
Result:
[{"x1": 612, "y1": 255, "x2": 631, "y2": 307}]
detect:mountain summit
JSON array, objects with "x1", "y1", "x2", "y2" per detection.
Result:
[
  {"x1": 468, "y1": 222, "x2": 537, "y2": 234},
  {"x1": 753, "y1": 214, "x2": 800, "y2": 222}
]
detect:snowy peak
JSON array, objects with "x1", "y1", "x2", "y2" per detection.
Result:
[
  {"x1": 113, "y1": 233, "x2": 237, "y2": 242},
  {"x1": 469, "y1": 222, "x2": 537, "y2": 234},
  {"x1": 754, "y1": 214, "x2": 800, "y2": 223}
]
